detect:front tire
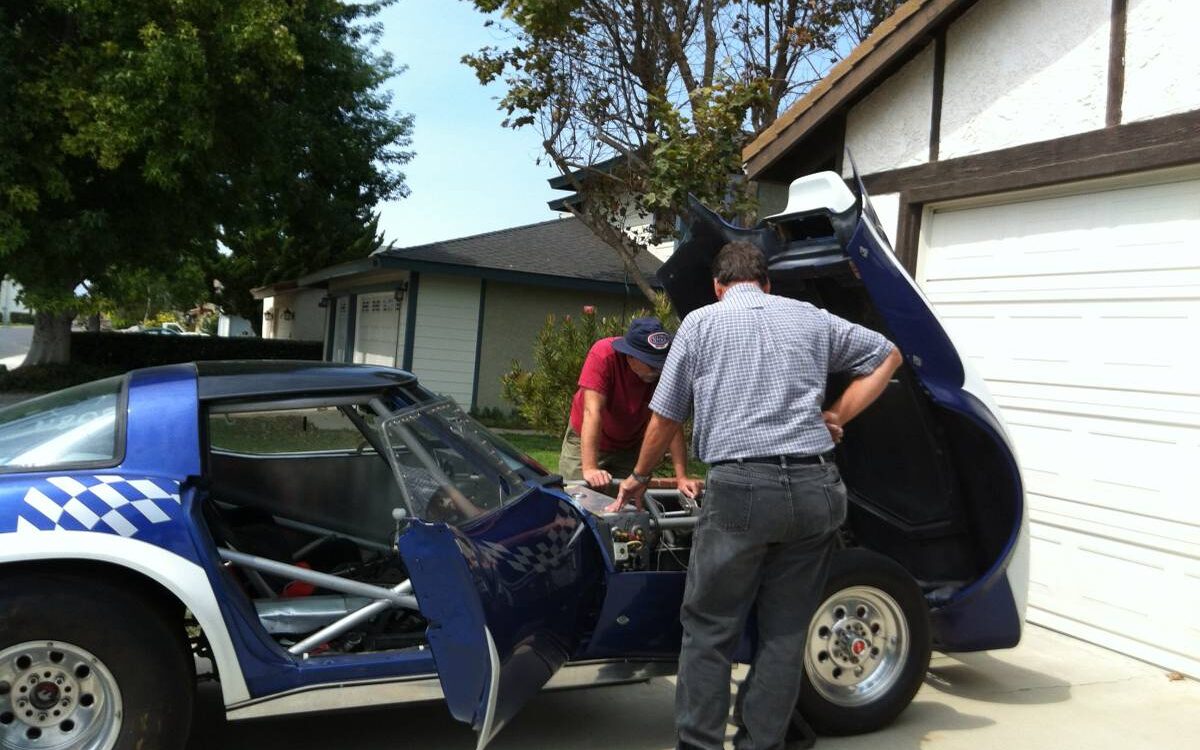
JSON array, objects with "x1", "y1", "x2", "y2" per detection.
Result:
[
  {"x1": 0, "y1": 571, "x2": 193, "y2": 750},
  {"x1": 798, "y1": 549, "x2": 930, "y2": 735}
]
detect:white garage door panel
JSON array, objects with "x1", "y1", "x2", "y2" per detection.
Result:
[
  {"x1": 922, "y1": 175, "x2": 1200, "y2": 675},
  {"x1": 410, "y1": 276, "x2": 481, "y2": 407},
  {"x1": 353, "y1": 291, "x2": 406, "y2": 366}
]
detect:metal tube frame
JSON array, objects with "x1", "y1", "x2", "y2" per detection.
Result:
[
  {"x1": 287, "y1": 580, "x2": 415, "y2": 656},
  {"x1": 217, "y1": 547, "x2": 420, "y2": 657},
  {"x1": 218, "y1": 548, "x2": 418, "y2": 609}
]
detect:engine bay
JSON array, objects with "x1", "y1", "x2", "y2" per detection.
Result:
[{"x1": 565, "y1": 485, "x2": 700, "y2": 573}]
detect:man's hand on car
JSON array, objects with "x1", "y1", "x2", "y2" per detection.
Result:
[
  {"x1": 676, "y1": 476, "x2": 703, "y2": 499},
  {"x1": 582, "y1": 467, "x2": 613, "y2": 489},
  {"x1": 606, "y1": 475, "x2": 648, "y2": 512}
]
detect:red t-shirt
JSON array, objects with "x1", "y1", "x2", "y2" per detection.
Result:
[{"x1": 569, "y1": 337, "x2": 654, "y2": 452}]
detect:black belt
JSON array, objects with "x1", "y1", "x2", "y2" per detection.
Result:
[{"x1": 712, "y1": 451, "x2": 835, "y2": 467}]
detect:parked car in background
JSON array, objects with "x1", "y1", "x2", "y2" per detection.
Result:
[{"x1": 0, "y1": 170, "x2": 1028, "y2": 750}]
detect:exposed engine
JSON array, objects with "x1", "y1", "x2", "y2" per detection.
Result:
[{"x1": 565, "y1": 485, "x2": 700, "y2": 572}]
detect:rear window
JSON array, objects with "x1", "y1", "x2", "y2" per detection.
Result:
[{"x1": 0, "y1": 376, "x2": 126, "y2": 471}]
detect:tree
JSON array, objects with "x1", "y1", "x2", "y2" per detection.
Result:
[
  {"x1": 464, "y1": 0, "x2": 899, "y2": 303},
  {"x1": 0, "y1": 0, "x2": 411, "y2": 364}
]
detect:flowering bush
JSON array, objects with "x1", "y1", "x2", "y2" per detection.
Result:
[{"x1": 501, "y1": 293, "x2": 677, "y2": 434}]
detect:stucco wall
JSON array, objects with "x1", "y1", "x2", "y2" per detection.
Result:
[
  {"x1": 1123, "y1": 0, "x2": 1200, "y2": 124},
  {"x1": 843, "y1": 45, "x2": 934, "y2": 177},
  {"x1": 940, "y1": 0, "x2": 1110, "y2": 160},
  {"x1": 867, "y1": 192, "x2": 901, "y2": 250},
  {"x1": 267, "y1": 289, "x2": 326, "y2": 341},
  {"x1": 475, "y1": 282, "x2": 641, "y2": 411}
]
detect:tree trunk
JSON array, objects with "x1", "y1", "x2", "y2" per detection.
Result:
[{"x1": 24, "y1": 310, "x2": 75, "y2": 366}]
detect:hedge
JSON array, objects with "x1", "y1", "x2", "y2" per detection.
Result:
[{"x1": 70, "y1": 332, "x2": 323, "y2": 370}]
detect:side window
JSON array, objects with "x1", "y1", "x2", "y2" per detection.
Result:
[
  {"x1": 0, "y1": 376, "x2": 125, "y2": 470},
  {"x1": 209, "y1": 405, "x2": 375, "y2": 456}
]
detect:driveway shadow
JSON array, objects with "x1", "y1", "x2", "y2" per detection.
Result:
[
  {"x1": 925, "y1": 652, "x2": 1071, "y2": 705},
  {"x1": 188, "y1": 678, "x2": 681, "y2": 750}
]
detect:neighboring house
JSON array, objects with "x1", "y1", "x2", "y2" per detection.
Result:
[
  {"x1": 0, "y1": 277, "x2": 29, "y2": 322},
  {"x1": 743, "y1": 0, "x2": 1199, "y2": 676},
  {"x1": 284, "y1": 217, "x2": 659, "y2": 411},
  {"x1": 251, "y1": 282, "x2": 327, "y2": 341},
  {"x1": 546, "y1": 157, "x2": 678, "y2": 262}
]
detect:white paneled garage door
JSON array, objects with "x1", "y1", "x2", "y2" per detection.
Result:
[
  {"x1": 919, "y1": 175, "x2": 1200, "y2": 676},
  {"x1": 410, "y1": 275, "x2": 482, "y2": 408},
  {"x1": 353, "y1": 291, "x2": 406, "y2": 366}
]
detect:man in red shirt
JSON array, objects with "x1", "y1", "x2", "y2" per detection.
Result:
[{"x1": 559, "y1": 317, "x2": 700, "y2": 497}]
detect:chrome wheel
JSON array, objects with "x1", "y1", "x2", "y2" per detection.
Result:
[
  {"x1": 803, "y1": 585, "x2": 909, "y2": 707},
  {"x1": 0, "y1": 641, "x2": 122, "y2": 750}
]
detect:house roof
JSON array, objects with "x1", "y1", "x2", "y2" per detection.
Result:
[
  {"x1": 742, "y1": 0, "x2": 975, "y2": 181},
  {"x1": 298, "y1": 216, "x2": 662, "y2": 293}
]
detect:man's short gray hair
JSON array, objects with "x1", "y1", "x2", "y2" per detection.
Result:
[{"x1": 712, "y1": 241, "x2": 769, "y2": 286}]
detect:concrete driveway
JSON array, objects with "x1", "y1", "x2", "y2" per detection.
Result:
[{"x1": 186, "y1": 625, "x2": 1199, "y2": 749}]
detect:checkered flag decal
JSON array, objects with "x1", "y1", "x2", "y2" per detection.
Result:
[
  {"x1": 454, "y1": 500, "x2": 581, "y2": 579},
  {"x1": 15, "y1": 475, "x2": 181, "y2": 537},
  {"x1": 507, "y1": 523, "x2": 576, "y2": 574}
]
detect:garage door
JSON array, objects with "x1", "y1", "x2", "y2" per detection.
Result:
[
  {"x1": 353, "y1": 291, "x2": 406, "y2": 366},
  {"x1": 919, "y1": 175, "x2": 1200, "y2": 676}
]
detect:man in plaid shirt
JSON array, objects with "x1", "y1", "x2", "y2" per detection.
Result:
[{"x1": 615, "y1": 241, "x2": 902, "y2": 750}]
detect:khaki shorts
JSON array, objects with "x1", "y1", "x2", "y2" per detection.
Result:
[{"x1": 557, "y1": 427, "x2": 640, "y2": 488}]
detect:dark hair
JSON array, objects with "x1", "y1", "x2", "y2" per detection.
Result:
[{"x1": 712, "y1": 241, "x2": 769, "y2": 286}]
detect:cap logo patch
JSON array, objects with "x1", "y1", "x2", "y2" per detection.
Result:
[{"x1": 647, "y1": 332, "x2": 671, "y2": 350}]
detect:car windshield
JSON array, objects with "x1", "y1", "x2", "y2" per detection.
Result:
[
  {"x1": 380, "y1": 399, "x2": 534, "y2": 522},
  {"x1": 0, "y1": 377, "x2": 125, "y2": 470}
]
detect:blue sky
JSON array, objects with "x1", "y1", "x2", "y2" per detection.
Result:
[{"x1": 372, "y1": 0, "x2": 561, "y2": 248}]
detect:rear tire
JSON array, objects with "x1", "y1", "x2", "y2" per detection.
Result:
[
  {"x1": 0, "y1": 571, "x2": 193, "y2": 750},
  {"x1": 797, "y1": 548, "x2": 930, "y2": 735}
]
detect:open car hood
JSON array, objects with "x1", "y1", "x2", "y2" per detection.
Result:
[{"x1": 659, "y1": 164, "x2": 1028, "y2": 651}]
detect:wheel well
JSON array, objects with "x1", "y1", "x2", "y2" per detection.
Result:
[{"x1": 0, "y1": 559, "x2": 195, "y2": 653}]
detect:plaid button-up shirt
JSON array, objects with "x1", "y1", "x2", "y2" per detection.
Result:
[{"x1": 650, "y1": 283, "x2": 894, "y2": 464}]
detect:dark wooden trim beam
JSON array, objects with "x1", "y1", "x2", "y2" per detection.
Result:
[
  {"x1": 1107, "y1": 0, "x2": 1128, "y2": 128},
  {"x1": 930, "y1": 29, "x2": 946, "y2": 161},
  {"x1": 861, "y1": 109, "x2": 1200, "y2": 204},
  {"x1": 894, "y1": 198, "x2": 924, "y2": 276}
]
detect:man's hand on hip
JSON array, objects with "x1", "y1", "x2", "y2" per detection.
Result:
[
  {"x1": 822, "y1": 410, "x2": 844, "y2": 444},
  {"x1": 582, "y1": 468, "x2": 613, "y2": 489}
]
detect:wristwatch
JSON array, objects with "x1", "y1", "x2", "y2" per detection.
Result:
[{"x1": 630, "y1": 470, "x2": 652, "y2": 486}]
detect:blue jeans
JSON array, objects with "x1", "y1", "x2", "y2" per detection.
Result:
[{"x1": 676, "y1": 461, "x2": 847, "y2": 750}]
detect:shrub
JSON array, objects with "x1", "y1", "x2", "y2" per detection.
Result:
[
  {"x1": 470, "y1": 406, "x2": 531, "y2": 430},
  {"x1": 69, "y1": 332, "x2": 322, "y2": 370},
  {"x1": 501, "y1": 293, "x2": 677, "y2": 435},
  {"x1": 6, "y1": 312, "x2": 34, "y2": 325},
  {"x1": 0, "y1": 364, "x2": 125, "y2": 393}
]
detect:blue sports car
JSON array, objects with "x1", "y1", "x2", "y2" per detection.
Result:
[{"x1": 0, "y1": 170, "x2": 1028, "y2": 750}]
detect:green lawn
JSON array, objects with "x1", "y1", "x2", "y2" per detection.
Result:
[{"x1": 500, "y1": 431, "x2": 706, "y2": 477}]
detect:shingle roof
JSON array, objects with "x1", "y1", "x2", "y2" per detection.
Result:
[{"x1": 374, "y1": 217, "x2": 662, "y2": 285}]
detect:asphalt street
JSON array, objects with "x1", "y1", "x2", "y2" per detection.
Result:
[{"x1": 186, "y1": 626, "x2": 1200, "y2": 750}]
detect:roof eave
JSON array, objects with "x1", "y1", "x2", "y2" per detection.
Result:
[{"x1": 742, "y1": 0, "x2": 974, "y2": 181}]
